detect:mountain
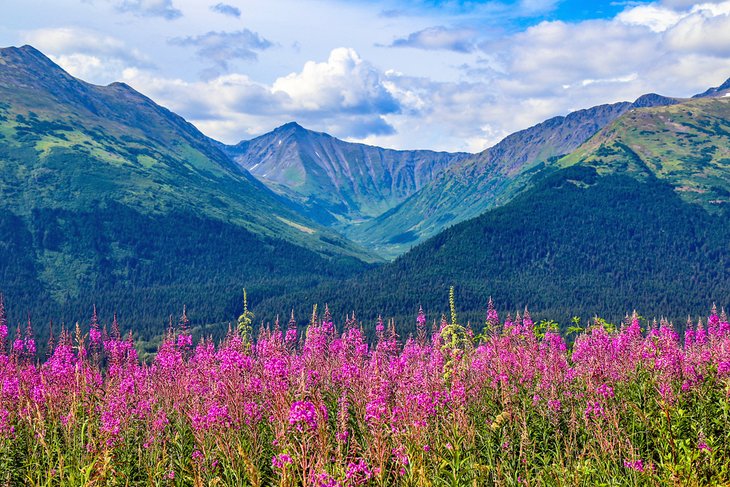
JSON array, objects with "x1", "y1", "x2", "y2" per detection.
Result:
[
  {"x1": 221, "y1": 122, "x2": 468, "y2": 228},
  {"x1": 350, "y1": 94, "x2": 682, "y2": 258},
  {"x1": 559, "y1": 95, "x2": 730, "y2": 208},
  {"x1": 252, "y1": 95, "x2": 730, "y2": 330},
  {"x1": 0, "y1": 45, "x2": 375, "y2": 339}
]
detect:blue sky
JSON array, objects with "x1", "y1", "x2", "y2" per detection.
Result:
[{"x1": 2, "y1": 0, "x2": 730, "y2": 151}]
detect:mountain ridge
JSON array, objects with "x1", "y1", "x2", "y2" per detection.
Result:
[
  {"x1": 221, "y1": 121, "x2": 469, "y2": 228},
  {"x1": 253, "y1": 96, "x2": 730, "y2": 329},
  {"x1": 347, "y1": 93, "x2": 685, "y2": 258}
]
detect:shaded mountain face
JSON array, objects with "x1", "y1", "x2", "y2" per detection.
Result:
[
  {"x1": 222, "y1": 123, "x2": 469, "y2": 227},
  {"x1": 349, "y1": 94, "x2": 681, "y2": 258},
  {"x1": 0, "y1": 45, "x2": 375, "y2": 336},
  {"x1": 254, "y1": 97, "x2": 730, "y2": 329}
]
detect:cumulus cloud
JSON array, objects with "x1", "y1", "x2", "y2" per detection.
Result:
[
  {"x1": 32, "y1": 0, "x2": 730, "y2": 152},
  {"x1": 661, "y1": 0, "x2": 727, "y2": 7},
  {"x1": 616, "y1": 4, "x2": 685, "y2": 31},
  {"x1": 272, "y1": 48, "x2": 400, "y2": 116},
  {"x1": 210, "y1": 2, "x2": 241, "y2": 18},
  {"x1": 122, "y1": 48, "x2": 402, "y2": 143},
  {"x1": 170, "y1": 29, "x2": 273, "y2": 78},
  {"x1": 389, "y1": 26, "x2": 477, "y2": 53},
  {"x1": 116, "y1": 0, "x2": 182, "y2": 19},
  {"x1": 666, "y1": 9, "x2": 730, "y2": 55}
]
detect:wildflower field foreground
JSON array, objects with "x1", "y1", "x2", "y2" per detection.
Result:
[{"x1": 1, "y1": 296, "x2": 730, "y2": 486}]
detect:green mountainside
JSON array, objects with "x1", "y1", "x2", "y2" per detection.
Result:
[
  {"x1": 252, "y1": 97, "x2": 730, "y2": 332},
  {"x1": 559, "y1": 97, "x2": 730, "y2": 208},
  {"x1": 0, "y1": 45, "x2": 375, "y2": 338},
  {"x1": 350, "y1": 95, "x2": 681, "y2": 258},
  {"x1": 2, "y1": 43, "x2": 729, "y2": 343}
]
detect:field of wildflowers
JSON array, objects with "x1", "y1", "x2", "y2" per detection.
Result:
[{"x1": 1, "y1": 291, "x2": 729, "y2": 486}]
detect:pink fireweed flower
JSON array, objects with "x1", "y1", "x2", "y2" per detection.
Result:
[
  {"x1": 624, "y1": 459, "x2": 644, "y2": 472},
  {"x1": 547, "y1": 399, "x2": 562, "y2": 411},
  {"x1": 176, "y1": 333, "x2": 193, "y2": 349},
  {"x1": 313, "y1": 473, "x2": 342, "y2": 487},
  {"x1": 272, "y1": 453, "x2": 293, "y2": 469},
  {"x1": 392, "y1": 446, "x2": 409, "y2": 466},
  {"x1": 597, "y1": 383, "x2": 614, "y2": 398},
  {"x1": 12, "y1": 327, "x2": 24, "y2": 355},
  {"x1": 584, "y1": 401, "x2": 605, "y2": 420},
  {"x1": 346, "y1": 459, "x2": 373, "y2": 484},
  {"x1": 289, "y1": 400, "x2": 319, "y2": 432},
  {"x1": 365, "y1": 396, "x2": 387, "y2": 424}
]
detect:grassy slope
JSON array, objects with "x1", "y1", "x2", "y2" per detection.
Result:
[{"x1": 559, "y1": 97, "x2": 730, "y2": 209}]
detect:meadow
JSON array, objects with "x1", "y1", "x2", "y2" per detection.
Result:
[{"x1": 0, "y1": 292, "x2": 729, "y2": 486}]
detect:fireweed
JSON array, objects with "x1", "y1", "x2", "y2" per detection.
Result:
[{"x1": 0, "y1": 296, "x2": 729, "y2": 486}]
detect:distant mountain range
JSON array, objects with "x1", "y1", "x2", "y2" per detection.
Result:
[
  {"x1": 221, "y1": 122, "x2": 468, "y2": 229},
  {"x1": 1, "y1": 44, "x2": 729, "y2": 338},
  {"x1": 254, "y1": 94, "x2": 730, "y2": 327},
  {"x1": 224, "y1": 92, "x2": 696, "y2": 258}
]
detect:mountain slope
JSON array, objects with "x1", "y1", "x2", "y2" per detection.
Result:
[
  {"x1": 351, "y1": 94, "x2": 681, "y2": 258},
  {"x1": 559, "y1": 96, "x2": 730, "y2": 208},
  {"x1": 222, "y1": 122, "x2": 468, "y2": 227},
  {"x1": 253, "y1": 96, "x2": 730, "y2": 330},
  {"x1": 0, "y1": 45, "x2": 375, "y2": 336}
]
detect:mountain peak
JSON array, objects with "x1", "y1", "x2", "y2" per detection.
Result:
[
  {"x1": 631, "y1": 93, "x2": 679, "y2": 108},
  {"x1": 0, "y1": 44, "x2": 80, "y2": 96},
  {"x1": 692, "y1": 77, "x2": 730, "y2": 98},
  {"x1": 0, "y1": 44, "x2": 63, "y2": 70},
  {"x1": 280, "y1": 121, "x2": 304, "y2": 130}
]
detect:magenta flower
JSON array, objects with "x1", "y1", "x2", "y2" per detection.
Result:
[{"x1": 289, "y1": 400, "x2": 319, "y2": 432}]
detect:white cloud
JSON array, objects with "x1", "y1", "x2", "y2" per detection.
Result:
[
  {"x1": 272, "y1": 48, "x2": 400, "y2": 117},
  {"x1": 666, "y1": 9, "x2": 730, "y2": 55},
  {"x1": 617, "y1": 4, "x2": 685, "y2": 31},
  {"x1": 121, "y1": 48, "x2": 402, "y2": 142},
  {"x1": 12, "y1": 0, "x2": 730, "y2": 152},
  {"x1": 116, "y1": 0, "x2": 182, "y2": 19},
  {"x1": 170, "y1": 29, "x2": 273, "y2": 78},
  {"x1": 389, "y1": 26, "x2": 477, "y2": 52},
  {"x1": 210, "y1": 2, "x2": 241, "y2": 18},
  {"x1": 22, "y1": 27, "x2": 153, "y2": 83}
]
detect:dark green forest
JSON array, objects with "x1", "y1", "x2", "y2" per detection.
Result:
[
  {"x1": 253, "y1": 166, "x2": 730, "y2": 338},
  {"x1": 0, "y1": 202, "x2": 370, "y2": 347}
]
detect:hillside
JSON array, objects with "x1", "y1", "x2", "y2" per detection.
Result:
[
  {"x1": 222, "y1": 122, "x2": 468, "y2": 227},
  {"x1": 0, "y1": 45, "x2": 375, "y2": 337},
  {"x1": 252, "y1": 97, "x2": 730, "y2": 331},
  {"x1": 559, "y1": 96, "x2": 730, "y2": 208},
  {"x1": 351, "y1": 94, "x2": 681, "y2": 258}
]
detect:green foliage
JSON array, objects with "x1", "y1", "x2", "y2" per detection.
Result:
[{"x1": 237, "y1": 289, "x2": 254, "y2": 344}]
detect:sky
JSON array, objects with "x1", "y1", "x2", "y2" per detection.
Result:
[{"x1": 2, "y1": 0, "x2": 730, "y2": 152}]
